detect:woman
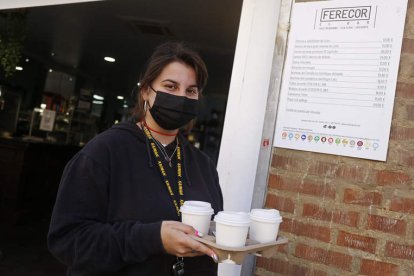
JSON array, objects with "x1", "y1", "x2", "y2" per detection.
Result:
[{"x1": 48, "y1": 42, "x2": 223, "y2": 275}]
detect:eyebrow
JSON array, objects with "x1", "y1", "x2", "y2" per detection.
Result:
[
  {"x1": 161, "y1": 79, "x2": 178, "y2": 84},
  {"x1": 161, "y1": 79, "x2": 198, "y2": 88}
]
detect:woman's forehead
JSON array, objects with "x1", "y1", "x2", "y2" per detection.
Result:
[{"x1": 156, "y1": 61, "x2": 197, "y2": 85}]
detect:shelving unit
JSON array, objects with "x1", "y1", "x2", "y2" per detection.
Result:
[
  {"x1": 22, "y1": 92, "x2": 99, "y2": 146},
  {"x1": 67, "y1": 110, "x2": 98, "y2": 146}
]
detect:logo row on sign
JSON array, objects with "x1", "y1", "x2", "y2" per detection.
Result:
[{"x1": 281, "y1": 132, "x2": 379, "y2": 150}]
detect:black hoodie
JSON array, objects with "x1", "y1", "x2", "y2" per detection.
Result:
[{"x1": 48, "y1": 122, "x2": 223, "y2": 275}]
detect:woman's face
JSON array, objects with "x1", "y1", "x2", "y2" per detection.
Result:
[{"x1": 143, "y1": 61, "x2": 199, "y2": 106}]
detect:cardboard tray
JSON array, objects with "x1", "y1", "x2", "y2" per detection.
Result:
[{"x1": 191, "y1": 235, "x2": 288, "y2": 264}]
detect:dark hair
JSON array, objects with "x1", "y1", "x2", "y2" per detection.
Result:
[{"x1": 132, "y1": 42, "x2": 208, "y2": 122}]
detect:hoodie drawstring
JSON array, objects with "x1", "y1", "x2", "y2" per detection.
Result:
[{"x1": 144, "y1": 136, "x2": 154, "y2": 168}]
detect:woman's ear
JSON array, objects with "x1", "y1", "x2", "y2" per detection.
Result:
[{"x1": 141, "y1": 87, "x2": 150, "y2": 101}]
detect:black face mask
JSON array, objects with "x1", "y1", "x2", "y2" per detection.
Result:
[{"x1": 148, "y1": 88, "x2": 198, "y2": 130}]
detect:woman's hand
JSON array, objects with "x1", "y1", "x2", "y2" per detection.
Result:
[{"x1": 160, "y1": 221, "x2": 218, "y2": 261}]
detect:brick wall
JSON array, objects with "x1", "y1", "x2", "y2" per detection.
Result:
[{"x1": 255, "y1": 1, "x2": 414, "y2": 276}]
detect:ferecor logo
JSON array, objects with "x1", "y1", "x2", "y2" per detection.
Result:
[{"x1": 321, "y1": 6, "x2": 371, "y2": 22}]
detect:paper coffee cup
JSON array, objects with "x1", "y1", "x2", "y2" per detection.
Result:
[
  {"x1": 214, "y1": 211, "x2": 250, "y2": 247},
  {"x1": 180, "y1": 201, "x2": 214, "y2": 235},
  {"x1": 249, "y1": 209, "x2": 283, "y2": 243}
]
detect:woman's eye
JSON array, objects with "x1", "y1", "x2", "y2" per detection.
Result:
[
  {"x1": 187, "y1": 88, "x2": 198, "y2": 95},
  {"x1": 164, "y1": 84, "x2": 177, "y2": 90}
]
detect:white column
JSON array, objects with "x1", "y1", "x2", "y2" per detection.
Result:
[
  {"x1": 217, "y1": 0, "x2": 281, "y2": 275},
  {"x1": 217, "y1": 0, "x2": 281, "y2": 212}
]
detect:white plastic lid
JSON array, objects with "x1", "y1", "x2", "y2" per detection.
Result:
[
  {"x1": 214, "y1": 211, "x2": 251, "y2": 227},
  {"x1": 250, "y1": 209, "x2": 282, "y2": 223},
  {"x1": 180, "y1": 201, "x2": 214, "y2": 215}
]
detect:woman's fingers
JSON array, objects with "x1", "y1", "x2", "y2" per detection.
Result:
[
  {"x1": 183, "y1": 236, "x2": 212, "y2": 255},
  {"x1": 160, "y1": 221, "x2": 218, "y2": 261},
  {"x1": 168, "y1": 221, "x2": 202, "y2": 236}
]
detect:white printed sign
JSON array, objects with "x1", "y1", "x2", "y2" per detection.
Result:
[
  {"x1": 39, "y1": 109, "x2": 56, "y2": 132},
  {"x1": 274, "y1": 0, "x2": 408, "y2": 161}
]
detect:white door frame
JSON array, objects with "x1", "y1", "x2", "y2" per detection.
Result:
[
  {"x1": 216, "y1": 0, "x2": 283, "y2": 275},
  {"x1": 217, "y1": 0, "x2": 282, "y2": 212}
]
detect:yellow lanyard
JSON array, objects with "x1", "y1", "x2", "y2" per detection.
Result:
[{"x1": 142, "y1": 125, "x2": 184, "y2": 217}]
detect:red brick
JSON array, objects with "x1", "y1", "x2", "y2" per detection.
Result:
[
  {"x1": 255, "y1": 257, "x2": 310, "y2": 275},
  {"x1": 308, "y1": 162, "x2": 368, "y2": 182},
  {"x1": 367, "y1": 214, "x2": 406, "y2": 236},
  {"x1": 390, "y1": 196, "x2": 414, "y2": 215},
  {"x1": 271, "y1": 154, "x2": 306, "y2": 172},
  {"x1": 360, "y1": 259, "x2": 399, "y2": 276},
  {"x1": 401, "y1": 267, "x2": 414, "y2": 276},
  {"x1": 264, "y1": 194, "x2": 295, "y2": 213},
  {"x1": 277, "y1": 243, "x2": 288, "y2": 254},
  {"x1": 268, "y1": 174, "x2": 336, "y2": 199},
  {"x1": 335, "y1": 165, "x2": 368, "y2": 182},
  {"x1": 281, "y1": 218, "x2": 331, "y2": 242},
  {"x1": 385, "y1": 241, "x2": 414, "y2": 260},
  {"x1": 255, "y1": 256, "x2": 271, "y2": 271},
  {"x1": 256, "y1": 256, "x2": 265, "y2": 267},
  {"x1": 287, "y1": 263, "x2": 310, "y2": 276},
  {"x1": 402, "y1": 38, "x2": 414, "y2": 54},
  {"x1": 390, "y1": 126, "x2": 414, "y2": 141},
  {"x1": 308, "y1": 161, "x2": 336, "y2": 177},
  {"x1": 256, "y1": 257, "x2": 327, "y2": 276},
  {"x1": 279, "y1": 218, "x2": 290, "y2": 232},
  {"x1": 294, "y1": 243, "x2": 352, "y2": 271},
  {"x1": 311, "y1": 270, "x2": 327, "y2": 276},
  {"x1": 343, "y1": 188, "x2": 382, "y2": 206},
  {"x1": 268, "y1": 173, "x2": 282, "y2": 187},
  {"x1": 389, "y1": 150, "x2": 414, "y2": 168},
  {"x1": 396, "y1": 82, "x2": 414, "y2": 99},
  {"x1": 396, "y1": 149, "x2": 414, "y2": 168},
  {"x1": 336, "y1": 231, "x2": 377, "y2": 253},
  {"x1": 406, "y1": 105, "x2": 414, "y2": 121},
  {"x1": 375, "y1": 170, "x2": 411, "y2": 186},
  {"x1": 302, "y1": 203, "x2": 359, "y2": 227}
]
